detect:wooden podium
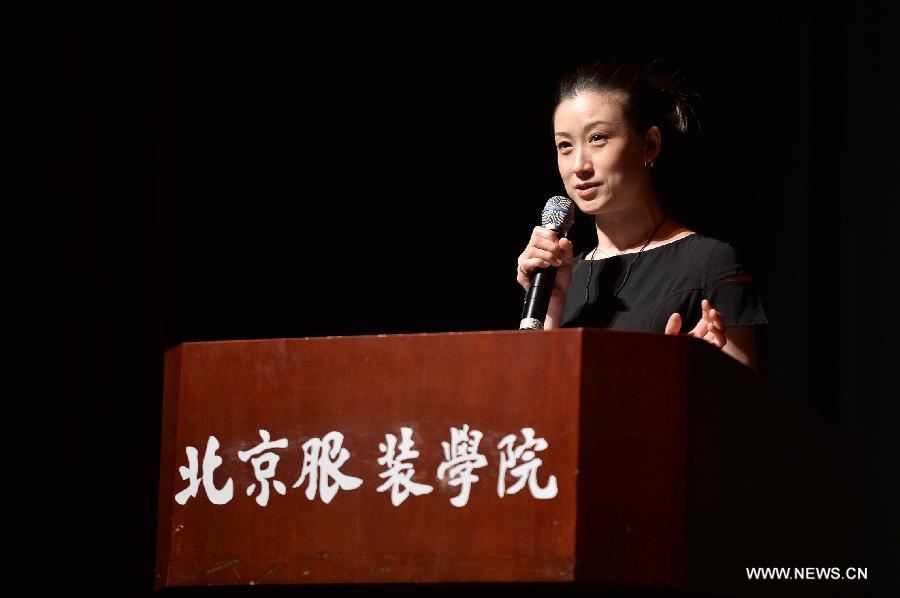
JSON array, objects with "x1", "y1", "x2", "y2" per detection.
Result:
[{"x1": 155, "y1": 329, "x2": 862, "y2": 596}]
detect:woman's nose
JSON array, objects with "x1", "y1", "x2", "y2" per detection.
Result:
[{"x1": 573, "y1": 148, "x2": 593, "y2": 176}]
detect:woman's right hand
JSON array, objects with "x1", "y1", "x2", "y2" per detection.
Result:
[{"x1": 516, "y1": 226, "x2": 574, "y2": 295}]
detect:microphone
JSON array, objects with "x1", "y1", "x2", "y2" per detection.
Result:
[{"x1": 519, "y1": 196, "x2": 575, "y2": 330}]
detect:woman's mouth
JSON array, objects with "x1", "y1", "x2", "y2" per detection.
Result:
[{"x1": 575, "y1": 183, "x2": 601, "y2": 198}]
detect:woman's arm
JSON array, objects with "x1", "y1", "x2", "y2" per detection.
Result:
[{"x1": 721, "y1": 325, "x2": 758, "y2": 370}]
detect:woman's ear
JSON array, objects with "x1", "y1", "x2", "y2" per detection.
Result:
[{"x1": 645, "y1": 126, "x2": 662, "y2": 163}]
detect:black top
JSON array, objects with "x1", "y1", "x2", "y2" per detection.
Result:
[{"x1": 560, "y1": 233, "x2": 768, "y2": 333}]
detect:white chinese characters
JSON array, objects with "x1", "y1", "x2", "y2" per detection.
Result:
[
  {"x1": 377, "y1": 427, "x2": 434, "y2": 506},
  {"x1": 174, "y1": 435, "x2": 234, "y2": 506},
  {"x1": 293, "y1": 431, "x2": 364, "y2": 504},
  {"x1": 238, "y1": 429, "x2": 289, "y2": 507},
  {"x1": 497, "y1": 427, "x2": 558, "y2": 499},
  {"x1": 436, "y1": 424, "x2": 488, "y2": 507},
  {"x1": 175, "y1": 424, "x2": 558, "y2": 508}
]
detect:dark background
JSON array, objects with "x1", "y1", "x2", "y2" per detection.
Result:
[{"x1": 53, "y1": 3, "x2": 897, "y2": 597}]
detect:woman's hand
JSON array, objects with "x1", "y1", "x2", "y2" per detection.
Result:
[
  {"x1": 665, "y1": 300, "x2": 758, "y2": 369},
  {"x1": 516, "y1": 226, "x2": 574, "y2": 296},
  {"x1": 664, "y1": 299, "x2": 727, "y2": 348}
]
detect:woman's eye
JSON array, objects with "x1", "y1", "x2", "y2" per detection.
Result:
[
  {"x1": 556, "y1": 142, "x2": 571, "y2": 151},
  {"x1": 590, "y1": 133, "x2": 608, "y2": 143}
]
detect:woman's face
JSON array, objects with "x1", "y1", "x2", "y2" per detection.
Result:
[{"x1": 554, "y1": 92, "x2": 653, "y2": 216}]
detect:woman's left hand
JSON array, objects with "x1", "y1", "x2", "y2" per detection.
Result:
[{"x1": 664, "y1": 299, "x2": 727, "y2": 349}]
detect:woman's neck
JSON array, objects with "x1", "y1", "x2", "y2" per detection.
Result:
[{"x1": 593, "y1": 195, "x2": 670, "y2": 256}]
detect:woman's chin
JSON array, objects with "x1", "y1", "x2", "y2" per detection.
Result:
[{"x1": 572, "y1": 196, "x2": 608, "y2": 215}]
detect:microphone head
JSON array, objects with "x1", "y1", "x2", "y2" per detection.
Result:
[{"x1": 541, "y1": 196, "x2": 575, "y2": 236}]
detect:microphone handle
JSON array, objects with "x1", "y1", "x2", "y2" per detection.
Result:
[{"x1": 519, "y1": 266, "x2": 558, "y2": 330}]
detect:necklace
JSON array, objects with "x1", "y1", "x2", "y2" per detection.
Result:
[{"x1": 585, "y1": 212, "x2": 669, "y2": 304}]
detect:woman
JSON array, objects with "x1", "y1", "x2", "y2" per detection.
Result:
[{"x1": 516, "y1": 59, "x2": 767, "y2": 369}]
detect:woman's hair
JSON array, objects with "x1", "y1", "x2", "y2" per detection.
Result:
[{"x1": 556, "y1": 58, "x2": 701, "y2": 140}]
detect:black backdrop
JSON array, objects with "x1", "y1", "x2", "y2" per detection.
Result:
[{"x1": 54, "y1": 4, "x2": 898, "y2": 597}]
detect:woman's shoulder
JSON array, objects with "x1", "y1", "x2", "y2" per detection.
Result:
[
  {"x1": 657, "y1": 227, "x2": 719, "y2": 248},
  {"x1": 571, "y1": 226, "x2": 743, "y2": 265},
  {"x1": 685, "y1": 233, "x2": 756, "y2": 280},
  {"x1": 654, "y1": 230, "x2": 740, "y2": 258},
  {"x1": 640, "y1": 231, "x2": 750, "y2": 283},
  {"x1": 629, "y1": 229, "x2": 726, "y2": 260}
]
